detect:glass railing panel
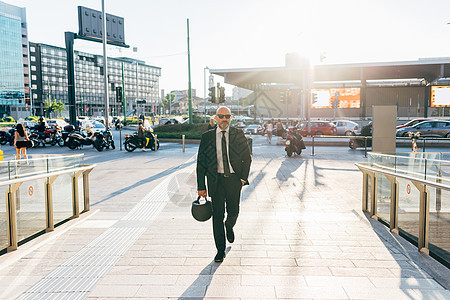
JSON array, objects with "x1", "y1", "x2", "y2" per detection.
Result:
[
  {"x1": 0, "y1": 185, "x2": 9, "y2": 250},
  {"x1": 47, "y1": 155, "x2": 83, "y2": 173},
  {"x1": 15, "y1": 179, "x2": 47, "y2": 243},
  {"x1": 376, "y1": 175, "x2": 391, "y2": 223},
  {"x1": 0, "y1": 161, "x2": 9, "y2": 182},
  {"x1": 427, "y1": 187, "x2": 450, "y2": 263},
  {"x1": 397, "y1": 178, "x2": 420, "y2": 243},
  {"x1": 394, "y1": 155, "x2": 426, "y2": 180},
  {"x1": 52, "y1": 173, "x2": 73, "y2": 225}
]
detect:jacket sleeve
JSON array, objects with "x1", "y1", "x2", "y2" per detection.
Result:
[
  {"x1": 196, "y1": 133, "x2": 207, "y2": 191},
  {"x1": 236, "y1": 129, "x2": 252, "y2": 185}
]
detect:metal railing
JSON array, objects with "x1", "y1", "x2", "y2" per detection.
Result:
[
  {"x1": 307, "y1": 135, "x2": 450, "y2": 157},
  {"x1": 0, "y1": 155, "x2": 95, "y2": 253},
  {"x1": 356, "y1": 153, "x2": 450, "y2": 267}
]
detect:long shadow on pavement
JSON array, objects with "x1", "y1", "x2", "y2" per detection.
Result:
[{"x1": 91, "y1": 159, "x2": 195, "y2": 206}]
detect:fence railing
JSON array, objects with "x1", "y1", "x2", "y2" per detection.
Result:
[
  {"x1": 0, "y1": 155, "x2": 94, "y2": 253},
  {"x1": 356, "y1": 152, "x2": 450, "y2": 267}
]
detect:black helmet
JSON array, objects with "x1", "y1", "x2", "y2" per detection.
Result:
[{"x1": 191, "y1": 196, "x2": 212, "y2": 222}]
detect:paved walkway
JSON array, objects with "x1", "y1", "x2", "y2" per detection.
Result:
[{"x1": 0, "y1": 137, "x2": 449, "y2": 299}]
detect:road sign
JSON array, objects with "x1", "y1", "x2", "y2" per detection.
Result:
[{"x1": 28, "y1": 186, "x2": 33, "y2": 196}]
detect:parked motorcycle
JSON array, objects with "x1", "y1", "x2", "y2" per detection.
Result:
[
  {"x1": 0, "y1": 130, "x2": 12, "y2": 145},
  {"x1": 93, "y1": 129, "x2": 115, "y2": 151},
  {"x1": 285, "y1": 130, "x2": 306, "y2": 157},
  {"x1": 67, "y1": 127, "x2": 97, "y2": 150},
  {"x1": 29, "y1": 127, "x2": 64, "y2": 147},
  {"x1": 124, "y1": 131, "x2": 159, "y2": 152}
]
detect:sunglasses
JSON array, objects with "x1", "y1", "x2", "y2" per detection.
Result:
[{"x1": 217, "y1": 114, "x2": 231, "y2": 119}]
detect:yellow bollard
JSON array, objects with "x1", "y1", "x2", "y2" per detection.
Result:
[{"x1": 0, "y1": 150, "x2": 3, "y2": 162}]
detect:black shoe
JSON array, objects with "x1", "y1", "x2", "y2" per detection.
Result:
[
  {"x1": 214, "y1": 251, "x2": 226, "y2": 263},
  {"x1": 226, "y1": 225, "x2": 235, "y2": 243}
]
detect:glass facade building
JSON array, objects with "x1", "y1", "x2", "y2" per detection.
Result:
[
  {"x1": 30, "y1": 43, "x2": 161, "y2": 117},
  {"x1": 0, "y1": 1, "x2": 29, "y2": 118}
]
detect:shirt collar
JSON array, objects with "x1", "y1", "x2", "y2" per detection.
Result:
[{"x1": 216, "y1": 126, "x2": 230, "y2": 134}]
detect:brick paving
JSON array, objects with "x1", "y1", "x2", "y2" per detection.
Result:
[{"x1": 0, "y1": 136, "x2": 449, "y2": 299}]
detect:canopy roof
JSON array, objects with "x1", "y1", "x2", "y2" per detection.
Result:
[{"x1": 211, "y1": 58, "x2": 450, "y2": 89}]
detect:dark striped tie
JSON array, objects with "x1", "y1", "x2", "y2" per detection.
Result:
[{"x1": 222, "y1": 131, "x2": 231, "y2": 176}]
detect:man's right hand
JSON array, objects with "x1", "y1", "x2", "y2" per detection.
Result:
[{"x1": 197, "y1": 190, "x2": 207, "y2": 198}]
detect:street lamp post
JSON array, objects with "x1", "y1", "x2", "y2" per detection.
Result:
[{"x1": 204, "y1": 66, "x2": 209, "y2": 122}]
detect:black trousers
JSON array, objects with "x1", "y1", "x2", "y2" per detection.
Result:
[{"x1": 212, "y1": 174, "x2": 242, "y2": 252}]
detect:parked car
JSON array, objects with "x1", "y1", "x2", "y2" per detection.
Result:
[
  {"x1": 243, "y1": 124, "x2": 261, "y2": 135},
  {"x1": 396, "y1": 118, "x2": 434, "y2": 130},
  {"x1": 159, "y1": 118, "x2": 179, "y2": 125},
  {"x1": 396, "y1": 120, "x2": 450, "y2": 138},
  {"x1": 47, "y1": 119, "x2": 69, "y2": 128},
  {"x1": 330, "y1": 120, "x2": 360, "y2": 136},
  {"x1": 21, "y1": 120, "x2": 38, "y2": 130},
  {"x1": 299, "y1": 121, "x2": 337, "y2": 136}
]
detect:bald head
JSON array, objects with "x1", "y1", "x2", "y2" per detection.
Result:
[{"x1": 215, "y1": 106, "x2": 232, "y2": 130}]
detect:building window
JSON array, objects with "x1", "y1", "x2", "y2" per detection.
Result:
[
  {"x1": 32, "y1": 75, "x2": 37, "y2": 80},
  {"x1": 30, "y1": 56, "x2": 36, "y2": 62},
  {"x1": 30, "y1": 46, "x2": 35, "y2": 52}
]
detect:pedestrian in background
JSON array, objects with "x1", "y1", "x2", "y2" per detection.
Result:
[
  {"x1": 266, "y1": 120, "x2": 273, "y2": 144},
  {"x1": 197, "y1": 106, "x2": 252, "y2": 263},
  {"x1": 14, "y1": 123, "x2": 28, "y2": 160}
]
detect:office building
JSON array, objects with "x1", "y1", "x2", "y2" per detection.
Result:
[
  {"x1": 0, "y1": 1, "x2": 30, "y2": 119},
  {"x1": 29, "y1": 42, "x2": 161, "y2": 117}
]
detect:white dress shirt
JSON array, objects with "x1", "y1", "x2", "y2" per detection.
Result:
[{"x1": 216, "y1": 126, "x2": 235, "y2": 174}]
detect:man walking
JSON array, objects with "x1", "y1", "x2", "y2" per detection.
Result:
[{"x1": 197, "y1": 106, "x2": 252, "y2": 262}]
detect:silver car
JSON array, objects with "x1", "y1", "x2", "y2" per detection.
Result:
[
  {"x1": 331, "y1": 120, "x2": 360, "y2": 136},
  {"x1": 396, "y1": 120, "x2": 450, "y2": 138}
]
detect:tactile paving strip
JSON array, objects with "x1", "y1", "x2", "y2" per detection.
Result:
[{"x1": 18, "y1": 158, "x2": 195, "y2": 299}]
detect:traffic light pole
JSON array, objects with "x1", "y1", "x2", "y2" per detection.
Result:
[
  {"x1": 65, "y1": 32, "x2": 76, "y2": 126},
  {"x1": 187, "y1": 19, "x2": 193, "y2": 124}
]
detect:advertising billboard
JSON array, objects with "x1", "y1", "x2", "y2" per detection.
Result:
[
  {"x1": 311, "y1": 88, "x2": 360, "y2": 108},
  {"x1": 431, "y1": 86, "x2": 450, "y2": 107}
]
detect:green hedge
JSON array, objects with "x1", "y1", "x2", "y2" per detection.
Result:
[
  {"x1": 154, "y1": 131, "x2": 203, "y2": 140},
  {"x1": 154, "y1": 123, "x2": 208, "y2": 133}
]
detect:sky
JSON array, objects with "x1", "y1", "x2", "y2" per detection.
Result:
[{"x1": 5, "y1": 0, "x2": 450, "y2": 97}]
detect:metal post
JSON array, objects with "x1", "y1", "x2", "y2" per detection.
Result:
[
  {"x1": 119, "y1": 125, "x2": 122, "y2": 151},
  {"x1": 384, "y1": 174, "x2": 399, "y2": 234},
  {"x1": 6, "y1": 182, "x2": 21, "y2": 252},
  {"x1": 364, "y1": 137, "x2": 368, "y2": 158},
  {"x1": 413, "y1": 181, "x2": 429, "y2": 254},
  {"x1": 82, "y1": 168, "x2": 93, "y2": 212},
  {"x1": 101, "y1": 0, "x2": 110, "y2": 130},
  {"x1": 371, "y1": 174, "x2": 377, "y2": 219},
  {"x1": 311, "y1": 135, "x2": 315, "y2": 156},
  {"x1": 187, "y1": 19, "x2": 193, "y2": 124},
  {"x1": 45, "y1": 175, "x2": 58, "y2": 232},
  {"x1": 182, "y1": 135, "x2": 185, "y2": 152},
  {"x1": 121, "y1": 62, "x2": 127, "y2": 124},
  {"x1": 65, "y1": 32, "x2": 76, "y2": 126},
  {"x1": 362, "y1": 171, "x2": 368, "y2": 211},
  {"x1": 436, "y1": 169, "x2": 442, "y2": 213},
  {"x1": 204, "y1": 67, "x2": 208, "y2": 122},
  {"x1": 154, "y1": 134, "x2": 158, "y2": 151},
  {"x1": 135, "y1": 62, "x2": 139, "y2": 116},
  {"x1": 423, "y1": 138, "x2": 426, "y2": 153}
]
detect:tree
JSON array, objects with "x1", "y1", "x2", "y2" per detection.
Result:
[
  {"x1": 160, "y1": 93, "x2": 176, "y2": 114},
  {"x1": 52, "y1": 100, "x2": 65, "y2": 117}
]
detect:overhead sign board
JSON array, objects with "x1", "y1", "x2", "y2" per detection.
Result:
[
  {"x1": 311, "y1": 88, "x2": 360, "y2": 109},
  {"x1": 78, "y1": 6, "x2": 125, "y2": 45},
  {"x1": 430, "y1": 86, "x2": 450, "y2": 107}
]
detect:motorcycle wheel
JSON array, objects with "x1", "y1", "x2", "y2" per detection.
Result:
[
  {"x1": 68, "y1": 138, "x2": 78, "y2": 150},
  {"x1": 296, "y1": 149, "x2": 302, "y2": 155},
  {"x1": 9, "y1": 139, "x2": 14, "y2": 146},
  {"x1": 94, "y1": 138, "x2": 104, "y2": 152},
  {"x1": 349, "y1": 140, "x2": 357, "y2": 150},
  {"x1": 124, "y1": 140, "x2": 136, "y2": 152},
  {"x1": 110, "y1": 140, "x2": 115, "y2": 150},
  {"x1": 57, "y1": 138, "x2": 65, "y2": 147},
  {"x1": 286, "y1": 148, "x2": 293, "y2": 157},
  {"x1": 0, "y1": 138, "x2": 6, "y2": 145}
]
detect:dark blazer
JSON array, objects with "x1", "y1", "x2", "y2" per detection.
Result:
[{"x1": 197, "y1": 126, "x2": 252, "y2": 197}]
